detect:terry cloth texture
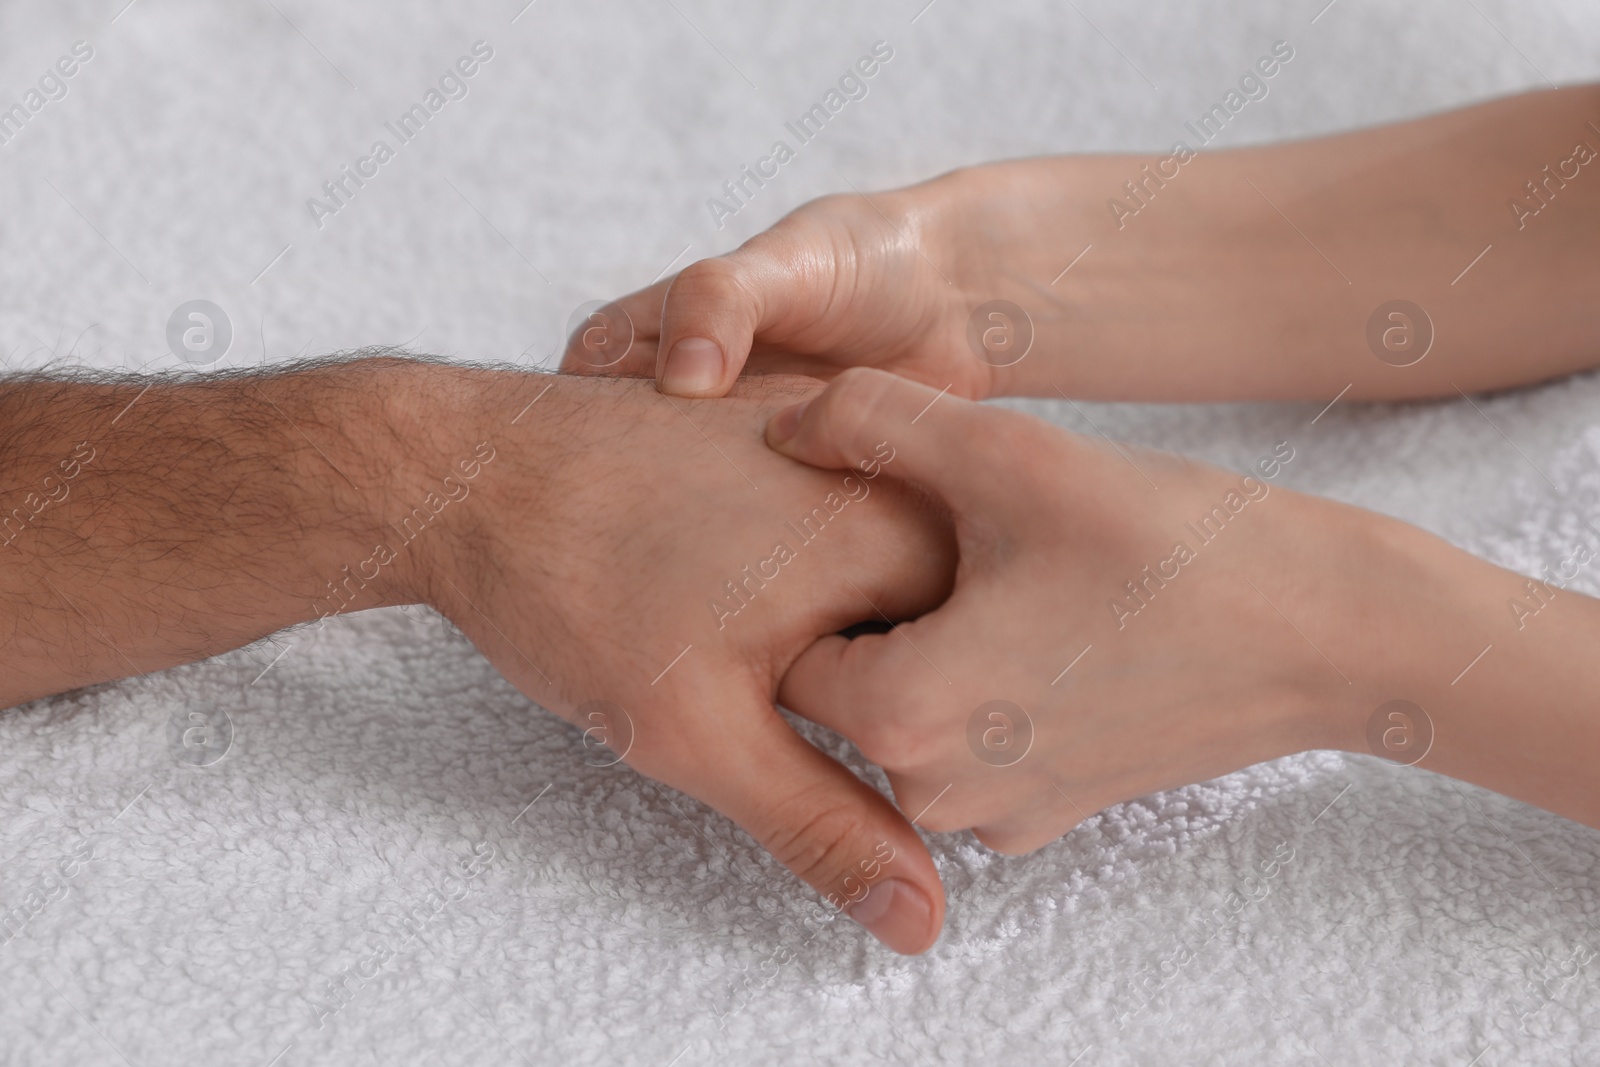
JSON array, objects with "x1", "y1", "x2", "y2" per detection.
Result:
[{"x1": 0, "y1": 1, "x2": 1598, "y2": 1063}]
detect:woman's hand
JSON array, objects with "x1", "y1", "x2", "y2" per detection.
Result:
[
  {"x1": 764, "y1": 369, "x2": 1600, "y2": 850},
  {"x1": 568, "y1": 85, "x2": 1600, "y2": 405},
  {"x1": 560, "y1": 180, "x2": 1020, "y2": 400}
]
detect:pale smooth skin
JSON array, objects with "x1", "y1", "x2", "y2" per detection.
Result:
[
  {"x1": 0, "y1": 359, "x2": 956, "y2": 954},
  {"x1": 555, "y1": 82, "x2": 1600, "y2": 852},
  {"x1": 566, "y1": 84, "x2": 1600, "y2": 403},
  {"x1": 766, "y1": 369, "x2": 1600, "y2": 851}
]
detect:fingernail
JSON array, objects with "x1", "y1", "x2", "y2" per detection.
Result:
[
  {"x1": 847, "y1": 878, "x2": 934, "y2": 953},
  {"x1": 766, "y1": 399, "x2": 809, "y2": 447},
  {"x1": 660, "y1": 337, "x2": 724, "y2": 396}
]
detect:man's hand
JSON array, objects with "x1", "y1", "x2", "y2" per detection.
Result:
[
  {"x1": 415, "y1": 365, "x2": 956, "y2": 952},
  {"x1": 0, "y1": 358, "x2": 956, "y2": 953}
]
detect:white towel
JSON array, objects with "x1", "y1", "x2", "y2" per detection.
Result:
[{"x1": 2, "y1": 1, "x2": 1597, "y2": 1063}]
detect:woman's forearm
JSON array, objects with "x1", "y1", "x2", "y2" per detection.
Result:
[
  {"x1": 1308, "y1": 504, "x2": 1600, "y2": 827},
  {"x1": 929, "y1": 84, "x2": 1600, "y2": 402}
]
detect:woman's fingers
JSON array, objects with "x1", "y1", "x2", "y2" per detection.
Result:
[
  {"x1": 764, "y1": 367, "x2": 1022, "y2": 519},
  {"x1": 562, "y1": 233, "x2": 809, "y2": 392},
  {"x1": 653, "y1": 236, "x2": 819, "y2": 397}
]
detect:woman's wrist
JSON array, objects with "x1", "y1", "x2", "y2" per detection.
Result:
[
  {"x1": 1312, "y1": 505, "x2": 1499, "y2": 739},
  {"x1": 1217, "y1": 488, "x2": 1504, "y2": 757},
  {"x1": 907, "y1": 159, "x2": 1103, "y2": 399},
  {"x1": 970, "y1": 86, "x2": 1600, "y2": 403},
  {"x1": 1301, "y1": 496, "x2": 1600, "y2": 825},
  {"x1": 911, "y1": 153, "x2": 1287, "y2": 401}
]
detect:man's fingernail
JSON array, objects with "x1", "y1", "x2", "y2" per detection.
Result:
[
  {"x1": 766, "y1": 400, "x2": 809, "y2": 447},
  {"x1": 660, "y1": 337, "x2": 724, "y2": 396},
  {"x1": 847, "y1": 878, "x2": 934, "y2": 953}
]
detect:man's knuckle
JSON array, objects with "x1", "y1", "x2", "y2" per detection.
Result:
[{"x1": 761, "y1": 795, "x2": 875, "y2": 888}]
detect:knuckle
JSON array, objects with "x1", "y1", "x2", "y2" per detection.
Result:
[
  {"x1": 668, "y1": 256, "x2": 747, "y2": 309},
  {"x1": 789, "y1": 191, "x2": 856, "y2": 226},
  {"x1": 816, "y1": 367, "x2": 898, "y2": 452},
  {"x1": 758, "y1": 789, "x2": 877, "y2": 891},
  {"x1": 809, "y1": 191, "x2": 858, "y2": 215},
  {"x1": 832, "y1": 363, "x2": 895, "y2": 400},
  {"x1": 849, "y1": 693, "x2": 945, "y2": 772},
  {"x1": 808, "y1": 190, "x2": 907, "y2": 232},
  {"x1": 851, "y1": 718, "x2": 922, "y2": 772},
  {"x1": 738, "y1": 221, "x2": 804, "y2": 267}
]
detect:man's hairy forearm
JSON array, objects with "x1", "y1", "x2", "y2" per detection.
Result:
[
  {"x1": 0, "y1": 358, "x2": 446, "y2": 706},
  {"x1": 0, "y1": 360, "x2": 967, "y2": 944}
]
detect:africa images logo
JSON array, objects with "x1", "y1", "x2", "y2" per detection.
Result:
[{"x1": 0, "y1": 40, "x2": 94, "y2": 148}]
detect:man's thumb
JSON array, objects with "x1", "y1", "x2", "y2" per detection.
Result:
[{"x1": 661, "y1": 691, "x2": 945, "y2": 954}]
